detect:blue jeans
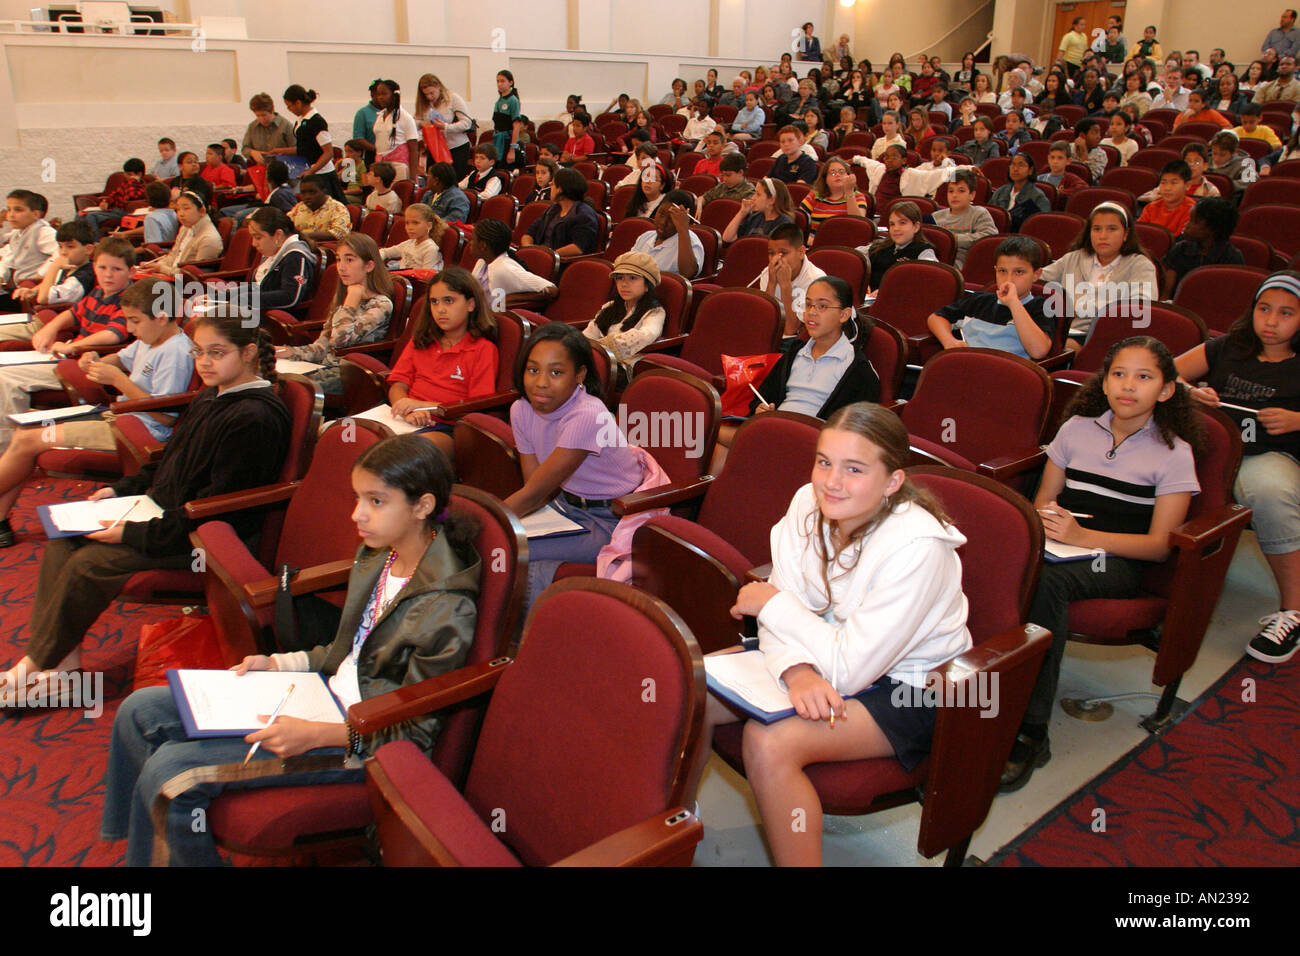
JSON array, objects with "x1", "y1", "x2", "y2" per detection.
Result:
[
  {"x1": 524, "y1": 498, "x2": 620, "y2": 609},
  {"x1": 82, "y1": 208, "x2": 124, "y2": 238},
  {"x1": 101, "y1": 685, "x2": 362, "y2": 866}
]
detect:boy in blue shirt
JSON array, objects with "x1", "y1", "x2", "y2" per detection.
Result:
[{"x1": 926, "y1": 236, "x2": 1054, "y2": 359}]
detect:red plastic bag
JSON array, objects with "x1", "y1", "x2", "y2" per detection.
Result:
[
  {"x1": 423, "y1": 125, "x2": 452, "y2": 165},
  {"x1": 246, "y1": 163, "x2": 269, "y2": 200},
  {"x1": 719, "y1": 352, "x2": 781, "y2": 418},
  {"x1": 132, "y1": 611, "x2": 228, "y2": 691}
]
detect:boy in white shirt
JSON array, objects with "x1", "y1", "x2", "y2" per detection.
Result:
[
  {"x1": 0, "y1": 190, "x2": 57, "y2": 313},
  {"x1": 363, "y1": 162, "x2": 404, "y2": 215},
  {"x1": 758, "y1": 223, "x2": 827, "y2": 338}
]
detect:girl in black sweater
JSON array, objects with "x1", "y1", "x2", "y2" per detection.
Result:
[{"x1": 0, "y1": 313, "x2": 291, "y2": 697}]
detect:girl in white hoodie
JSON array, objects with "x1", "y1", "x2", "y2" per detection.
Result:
[{"x1": 719, "y1": 402, "x2": 972, "y2": 866}]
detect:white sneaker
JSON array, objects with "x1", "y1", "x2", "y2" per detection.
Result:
[{"x1": 1247, "y1": 610, "x2": 1300, "y2": 664}]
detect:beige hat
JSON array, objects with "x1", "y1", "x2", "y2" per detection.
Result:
[{"x1": 610, "y1": 251, "x2": 661, "y2": 286}]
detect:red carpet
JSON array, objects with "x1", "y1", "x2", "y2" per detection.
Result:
[
  {"x1": 0, "y1": 477, "x2": 175, "y2": 866},
  {"x1": 990, "y1": 654, "x2": 1300, "y2": 866}
]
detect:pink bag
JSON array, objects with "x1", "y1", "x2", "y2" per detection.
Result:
[{"x1": 596, "y1": 446, "x2": 672, "y2": 582}]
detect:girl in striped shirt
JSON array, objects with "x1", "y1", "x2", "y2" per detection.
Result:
[
  {"x1": 1003, "y1": 336, "x2": 1203, "y2": 793},
  {"x1": 798, "y1": 157, "x2": 868, "y2": 241}
]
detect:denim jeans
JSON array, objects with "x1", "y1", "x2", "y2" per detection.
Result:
[
  {"x1": 523, "y1": 498, "x2": 620, "y2": 610},
  {"x1": 101, "y1": 685, "x2": 362, "y2": 866}
]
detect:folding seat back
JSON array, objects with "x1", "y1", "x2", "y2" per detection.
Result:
[
  {"x1": 1172, "y1": 266, "x2": 1268, "y2": 335},
  {"x1": 865, "y1": 260, "x2": 964, "y2": 363},
  {"x1": 478, "y1": 194, "x2": 518, "y2": 229},
  {"x1": 678, "y1": 288, "x2": 783, "y2": 378},
  {"x1": 809, "y1": 214, "x2": 875, "y2": 250},
  {"x1": 1065, "y1": 187, "x2": 1135, "y2": 219},
  {"x1": 1236, "y1": 204, "x2": 1300, "y2": 262},
  {"x1": 807, "y1": 246, "x2": 871, "y2": 304},
  {"x1": 1020, "y1": 211, "x2": 1087, "y2": 260},
  {"x1": 511, "y1": 201, "x2": 552, "y2": 244},
  {"x1": 544, "y1": 258, "x2": 614, "y2": 326},
  {"x1": 618, "y1": 368, "x2": 721, "y2": 486}
]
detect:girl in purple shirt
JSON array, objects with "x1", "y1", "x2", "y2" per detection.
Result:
[{"x1": 506, "y1": 323, "x2": 642, "y2": 605}]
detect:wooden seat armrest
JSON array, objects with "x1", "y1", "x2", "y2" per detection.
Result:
[
  {"x1": 1169, "y1": 503, "x2": 1253, "y2": 550},
  {"x1": 504, "y1": 291, "x2": 557, "y2": 311},
  {"x1": 347, "y1": 657, "x2": 513, "y2": 733},
  {"x1": 612, "y1": 475, "x2": 714, "y2": 516},
  {"x1": 180, "y1": 257, "x2": 223, "y2": 273},
  {"x1": 552, "y1": 809, "x2": 703, "y2": 867},
  {"x1": 108, "y1": 389, "x2": 201, "y2": 415},
  {"x1": 242, "y1": 559, "x2": 355, "y2": 609},
  {"x1": 935, "y1": 622, "x2": 1050, "y2": 677},
  {"x1": 1036, "y1": 349, "x2": 1075, "y2": 372},
  {"x1": 745, "y1": 562, "x2": 773, "y2": 584},
  {"x1": 420, "y1": 391, "x2": 520, "y2": 421},
  {"x1": 977, "y1": 447, "x2": 1048, "y2": 482},
  {"x1": 638, "y1": 334, "x2": 688, "y2": 354},
  {"x1": 183, "y1": 481, "x2": 300, "y2": 520}
]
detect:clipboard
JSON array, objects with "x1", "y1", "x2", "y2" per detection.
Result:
[{"x1": 167, "y1": 669, "x2": 346, "y2": 738}]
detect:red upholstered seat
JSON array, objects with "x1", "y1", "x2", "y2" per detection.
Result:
[
  {"x1": 864, "y1": 319, "x2": 907, "y2": 405},
  {"x1": 1064, "y1": 186, "x2": 1135, "y2": 218},
  {"x1": 366, "y1": 578, "x2": 705, "y2": 867},
  {"x1": 1098, "y1": 166, "x2": 1158, "y2": 197},
  {"x1": 807, "y1": 246, "x2": 871, "y2": 304},
  {"x1": 810, "y1": 214, "x2": 875, "y2": 250},
  {"x1": 960, "y1": 235, "x2": 1051, "y2": 290},
  {"x1": 862, "y1": 260, "x2": 964, "y2": 365},
  {"x1": 1126, "y1": 148, "x2": 1180, "y2": 174},
  {"x1": 1020, "y1": 211, "x2": 1087, "y2": 260},
  {"x1": 1171, "y1": 265, "x2": 1268, "y2": 336},
  {"x1": 694, "y1": 235, "x2": 768, "y2": 293},
  {"x1": 633, "y1": 288, "x2": 783, "y2": 389},
  {"x1": 713, "y1": 466, "x2": 1050, "y2": 864},
  {"x1": 543, "y1": 258, "x2": 614, "y2": 326},
  {"x1": 1236, "y1": 204, "x2": 1300, "y2": 266}
]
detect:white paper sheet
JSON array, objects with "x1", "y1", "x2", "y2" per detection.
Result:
[
  {"x1": 521, "y1": 503, "x2": 585, "y2": 539},
  {"x1": 704, "y1": 650, "x2": 793, "y2": 717},
  {"x1": 47, "y1": 494, "x2": 163, "y2": 533},
  {"x1": 9, "y1": 404, "x2": 102, "y2": 426},
  {"x1": 0, "y1": 351, "x2": 57, "y2": 366},
  {"x1": 175, "y1": 669, "x2": 344, "y2": 731},
  {"x1": 275, "y1": 358, "x2": 324, "y2": 375}
]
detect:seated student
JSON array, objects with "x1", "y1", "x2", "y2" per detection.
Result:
[
  {"x1": 731, "y1": 91, "x2": 766, "y2": 141},
  {"x1": 682, "y1": 97, "x2": 718, "y2": 142},
  {"x1": 340, "y1": 138, "x2": 373, "y2": 205},
  {"x1": 223, "y1": 138, "x2": 246, "y2": 172},
  {"x1": 1208, "y1": 130, "x2": 1259, "y2": 196},
  {"x1": 871, "y1": 144, "x2": 910, "y2": 208},
  {"x1": 561, "y1": 114, "x2": 596, "y2": 164},
  {"x1": 749, "y1": 277, "x2": 881, "y2": 417},
  {"x1": 363, "y1": 161, "x2": 404, "y2": 215},
  {"x1": 933, "y1": 168, "x2": 998, "y2": 269},
  {"x1": 101, "y1": 433, "x2": 474, "y2": 866},
  {"x1": 903, "y1": 107, "x2": 932, "y2": 146},
  {"x1": 991, "y1": 109, "x2": 1032, "y2": 156},
  {"x1": 262, "y1": 159, "x2": 298, "y2": 214},
  {"x1": 6, "y1": 219, "x2": 97, "y2": 317},
  {"x1": 953, "y1": 116, "x2": 1000, "y2": 165},
  {"x1": 754, "y1": 222, "x2": 827, "y2": 338},
  {"x1": 1003, "y1": 86, "x2": 1036, "y2": 123},
  {"x1": 521, "y1": 167, "x2": 600, "y2": 256},
  {"x1": 83, "y1": 159, "x2": 148, "y2": 238},
  {"x1": 1161, "y1": 196, "x2": 1244, "y2": 291},
  {"x1": 989, "y1": 153, "x2": 1051, "y2": 232},
  {"x1": 536, "y1": 140, "x2": 563, "y2": 166},
  {"x1": 800, "y1": 157, "x2": 869, "y2": 239},
  {"x1": 199, "y1": 144, "x2": 237, "y2": 192},
  {"x1": 0, "y1": 238, "x2": 133, "y2": 443},
  {"x1": 582, "y1": 252, "x2": 666, "y2": 372},
  {"x1": 722, "y1": 176, "x2": 796, "y2": 241},
  {"x1": 832, "y1": 105, "x2": 860, "y2": 140},
  {"x1": 386, "y1": 267, "x2": 499, "y2": 460},
  {"x1": 152, "y1": 137, "x2": 179, "y2": 180},
  {"x1": 424, "y1": 162, "x2": 471, "y2": 224},
  {"x1": 630, "y1": 189, "x2": 703, "y2": 277},
  {"x1": 803, "y1": 108, "x2": 830, "y2": 153},
  {"x1": 624, "y1": 161, "x2": 672, "y2": 220},
  {"x1": 526, "y1": 158, "x2": 559, "y2": 203},
  {"x1": 1104, "y1": 110, "x2": 1139, "y2": 166},
  {"x1": 701, "y1": 402, "x2": 971, "y2": 866},
  {"x1": 1176, "y1": 273, "x2": 1300, "y2": 663},
  {"x1": 136, "y1": 190, "x2": 223, "y2": 278},
  {"x1": 1037, "y1": 141, "x2": 1089, "y2": 201},
  {"x1": 277, "y1": 233, "x2": 393, "y2": 394},
  {"x1": 289, "y1": 174, "x2": 353, "y2": 242},
  {"x1": 460, "y1": 145, "x2": 503, "y2": 199},
  {"x1": 470, "y1": 218, "x2": 556, "y2": 304},
  {"x1": 166, "y1": 152, "x2": 202, "y2": 202},
  {"x1": 0, "y1": 189, "x2": 57, "y2": 312},
  {"x1": 504, "y1": 322, "x2": 645, "y2": 607},
  {"x1": 870, "y1": 110, "x2": 908, "y2": 159},
  {"x1": 241, "y1": 206, "x2": 318, "y2": 313},
  {"x1": 695, "y1": 133, "x2": 732, "y2": 180},
  {"x1": 0, "y1": 278, "x2": 194, "y2": 547},
  {"x1": 948, "y1": 96, "x2": 979, "y2": 134},
  {"x1": 1004, "y1": 337, "x2": 1201, "y2": 791},
  {"x1": 113, "y1": 181, "x2": 178, "y2": 245},
  {"x1": 927, "y1": 81, "x2": 953, "y2": 121},
  {"x1": 1172, "y1": 89, "x2": 1232, "y2": 131},
  {"x1": 770, "y1": 125, "x2": 819, "y2": 184},
  {"x1": 865, "y1": 200, "x2": 938, "y2": 289},
  {"x1": 381, "y1": 202, "x2": 445, "y2": 272},
  {"x1": 1137, "y1": 160, "x2": 1197, "y2": 237},
  {"x1": 928, "y1": 236, "x2": 1053, "y2": 359},
  {"x1": 916, "y1": 135, "x2": 957, "y2": 175},
  {"x1": 1070, "y1": 118, "x2": 1108, "y2": 182},
  {"x1": 1234, "y1": 103, "x2": 1282, "y2": 151},
  {"x1": 1040, "y1": 201, "x2": 1158, "y2": 344},
  {"x1": 699, "y1": 153, "x2": 755, "y2": 210},
  {"x1": 1259, "y1": 124, "x2": 1300, "y2": 175}
]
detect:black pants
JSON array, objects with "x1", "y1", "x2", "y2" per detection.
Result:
[
  {"x1": 27, "y1": 537, "x2": 191, "y2": 669},
  {"x1": 449, "y1": 142, "x2": 471, "y2": 182},
  {"x1": 1024, "y1": 555, "x2": 1148, "y2": 726}
]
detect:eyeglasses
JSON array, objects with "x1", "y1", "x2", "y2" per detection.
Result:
[
  {"x1": 190, "y1": 347, "x2": 235, "y2": 361},
  {"x1": 804, "y1": 300, "x2": 845, "y2": 314}
]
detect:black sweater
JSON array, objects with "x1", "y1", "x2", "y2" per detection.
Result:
[
  {"x1": 112, "y1": 384, "x2": 291, "y2": 556},
  {"x1": 750, "y1": 335, "x2": 881, "y2": 418}
]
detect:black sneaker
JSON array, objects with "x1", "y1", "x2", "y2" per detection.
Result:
[
  {"x1": 1247, "y1": 610, "x2": 1300, "y2": 664},
  {"x1": 0, "y1": 520, "x2": 13, "y2": 548}
]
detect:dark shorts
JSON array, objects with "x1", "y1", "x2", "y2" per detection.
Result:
[
  {"x1": 418, "y1": 422, "x2": 455, "y2": 436},
  {"x1": 853, "y1": 677, "x2": 938, "y2": 773}
]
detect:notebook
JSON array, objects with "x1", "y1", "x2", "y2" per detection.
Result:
[
  {"x1": 168, "y1": 669, "x2": 346, "y2": 738},
  {"x1": 520, "y1": 503, "x2": 585, "y2": 540},
  {"x1": 36, "y1": 494, "x2": 164, "y2": 539}
]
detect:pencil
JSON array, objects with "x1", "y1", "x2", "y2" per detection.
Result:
[
  {"x1": 1215, "y1": 401, "x2": 1257, "y2": 414},
  {"x1": 106, "y1": 498, "x2": 141, "y2": 532}
]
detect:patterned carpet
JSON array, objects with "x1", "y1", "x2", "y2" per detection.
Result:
[
  {"x1": 990, "y1": 653, "x2": 1300, "y2": 866},
  {"x1": 0, "y1": 476, "x2": 175, "y2": 867}
]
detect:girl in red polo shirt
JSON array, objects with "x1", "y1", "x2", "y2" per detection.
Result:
[{"x1": 387, "y1": 266, "x2": 499, "y2": 460}]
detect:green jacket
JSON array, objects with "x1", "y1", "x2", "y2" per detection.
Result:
[{"x1": 306, "y1": 532, "x2": 480, "y2": 757}]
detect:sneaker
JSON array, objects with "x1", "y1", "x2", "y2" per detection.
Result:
[
  {"x1": 1247, "y1": 610, "x2": 1300, "y2": 664},
  {"x1": 0, "y1": 520, "x2": 13, "y2": 548}
]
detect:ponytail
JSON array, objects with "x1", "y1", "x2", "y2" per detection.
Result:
[{"x1": 256, "y1": 327, "x2": 278, "y2": 384}]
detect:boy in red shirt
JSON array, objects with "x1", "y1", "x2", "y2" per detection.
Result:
[
  {"x1": 1138, "y1": 160, "x2": 1196, "y2": 237},
  {"x1": 561, "y1": 114, "x2": 596, "y2": 165},
  {"x1": 200, "y1": 143, "x2": 237, "y2": 191}
]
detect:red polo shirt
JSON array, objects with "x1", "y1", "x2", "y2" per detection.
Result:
[
  {"x1": 1138, "y1": 194, "x2": 1196, "y2": 238},
  {"x1": 388, "y1": 333, "x2": 499, "y2": 419}
]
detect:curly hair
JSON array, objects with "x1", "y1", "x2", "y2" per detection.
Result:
[{"x1": 1061, "y1": 335, "x2": 1205, "y2": 454}]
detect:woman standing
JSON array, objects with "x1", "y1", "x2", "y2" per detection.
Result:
[{"x1": 415, "y1": 73, "x2": 475, "y2": 181}]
